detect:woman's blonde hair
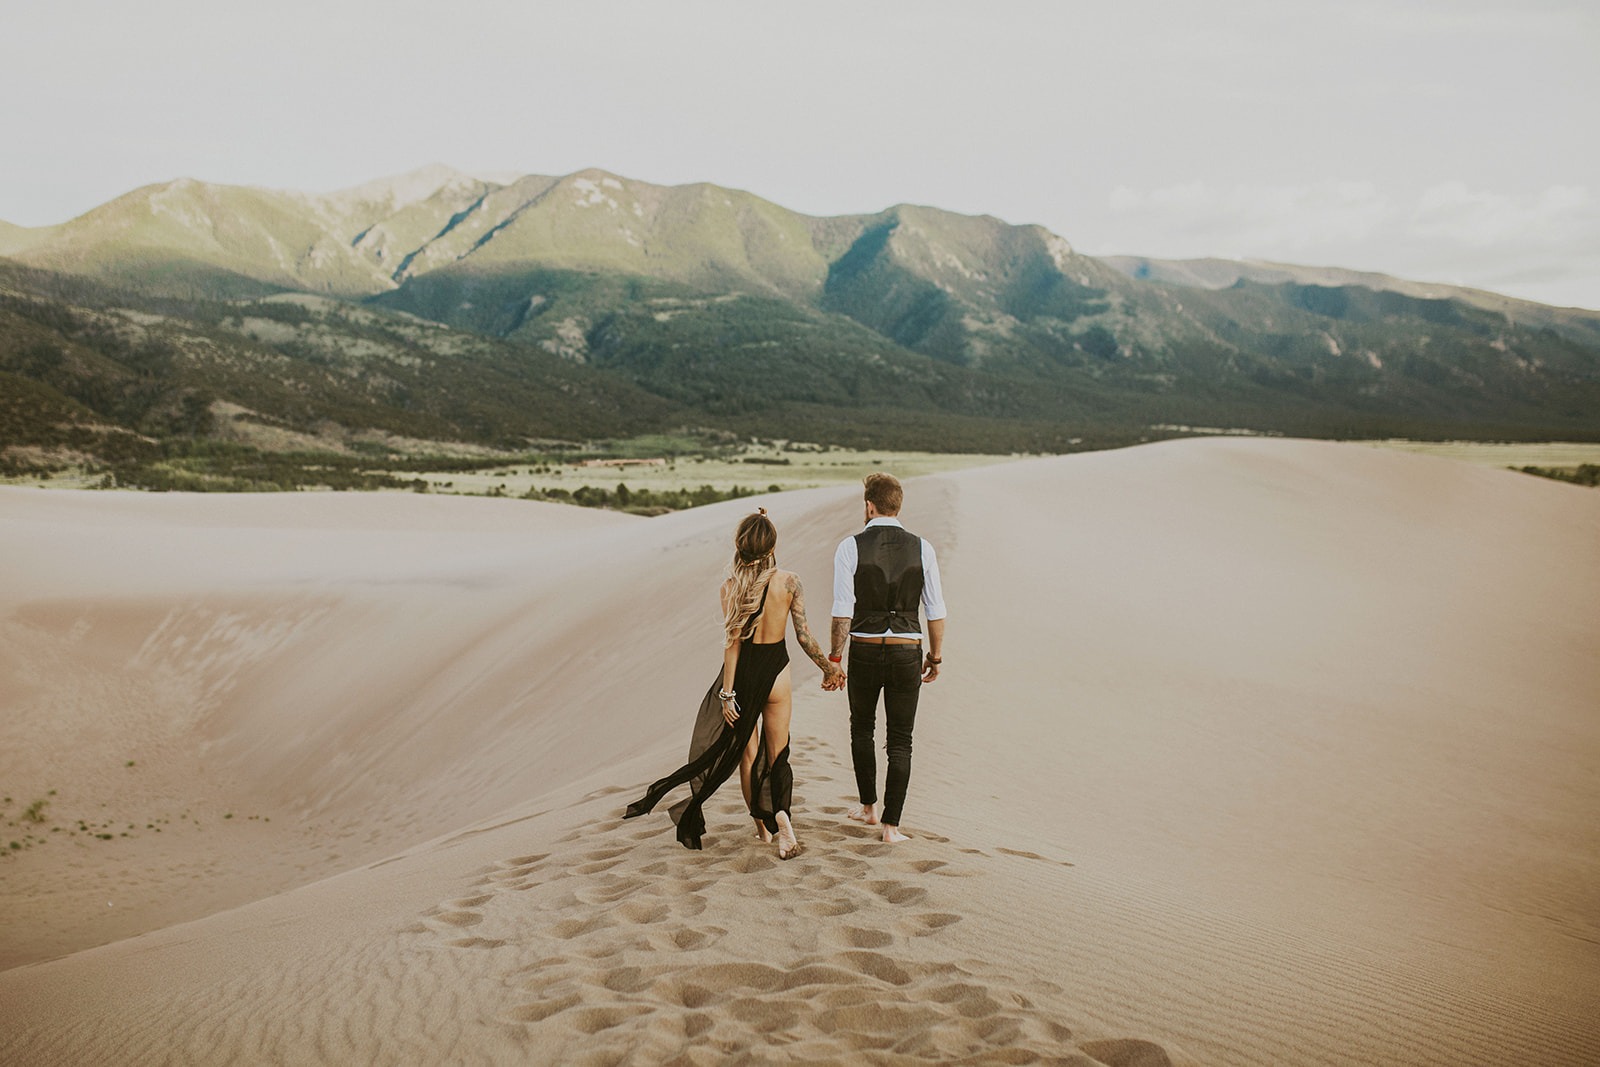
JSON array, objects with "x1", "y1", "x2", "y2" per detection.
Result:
[{"x1": 724, "y1": 508, "x2": 777, "y2": 642}]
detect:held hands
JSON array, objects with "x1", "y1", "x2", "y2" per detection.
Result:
[{"x1": 821, "y1": 662, "x2": 847, "y2": 692}]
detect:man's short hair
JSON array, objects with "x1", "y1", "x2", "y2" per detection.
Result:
[{"x1": 863, "y1": 472, "x2": 903, "y2": 515}]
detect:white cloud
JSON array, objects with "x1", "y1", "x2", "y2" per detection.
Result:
[{"x1": 1410, "y1": 183, "x2": 1594, "y2": 246}]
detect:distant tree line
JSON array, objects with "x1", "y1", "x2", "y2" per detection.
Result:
[
  {"x1": 1519, "y1": 464, "x2": 1600, "y2": 488},
  {"x1": 526, "y1": 481, "x2": 778, "y2": 514}
]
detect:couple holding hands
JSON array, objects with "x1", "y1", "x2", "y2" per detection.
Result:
[{"x1": 625, "y1": 472, "x2": 947, "y2": 860}]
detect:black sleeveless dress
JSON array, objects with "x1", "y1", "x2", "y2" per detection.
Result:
[{"x1": 625, "y1": 581, "x2": 793, "y2": 849}]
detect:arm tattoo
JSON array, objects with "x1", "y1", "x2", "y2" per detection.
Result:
[
  {"x1": 830, "y1": 616, "x2": 849, "y2": 657},
  {"x1": 787, "y1": 573, "x2": 830, "y2": 670}
]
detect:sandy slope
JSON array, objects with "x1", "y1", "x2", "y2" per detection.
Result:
[{"x1": 1, "y1": 439, "x2": 1597, "y2": 1066}]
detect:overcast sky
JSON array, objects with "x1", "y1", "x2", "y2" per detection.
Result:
[{"x1": 3, "y1": 0, "x2": 1595, "y2": 308}]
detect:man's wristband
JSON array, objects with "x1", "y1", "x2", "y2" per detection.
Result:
[
  {"x1": 926, "y1": 655, "x2": 942, "y2": 664},
  {"x1": 828, "y1": 653, "x2": 842, "y2": 663}
]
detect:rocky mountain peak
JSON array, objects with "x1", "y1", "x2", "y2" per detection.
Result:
[{"x1": 316, "y1": 164, "x2": 482, "y2": 213}]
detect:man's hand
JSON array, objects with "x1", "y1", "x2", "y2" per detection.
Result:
[
  {"x1": 923, "y1": 618, "x2": 945, "y2": 684},
  {"x1": 822, "y1": 664, "x2": 847, "y2": 691}
]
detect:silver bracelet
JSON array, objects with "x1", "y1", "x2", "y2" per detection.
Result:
[{"x1": 718, "y1": 688, "x2": 736, "y2": 701}]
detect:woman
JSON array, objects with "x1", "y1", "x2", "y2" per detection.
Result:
[{"x1": 625, "y1": 509, "x2": 844, "y2": 858}]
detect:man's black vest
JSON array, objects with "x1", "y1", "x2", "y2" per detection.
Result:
[{"x1": 851, "y1": 524, "x2": 925, "y2": 635}]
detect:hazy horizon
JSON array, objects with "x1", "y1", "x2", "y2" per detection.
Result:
[{"x1": 2, "y1": 0, "x2": 1595, "y2": 310}]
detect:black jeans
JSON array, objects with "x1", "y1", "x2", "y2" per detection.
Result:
[{"x1": 847, "y1": 642, "x2": 923, "y2": 827}]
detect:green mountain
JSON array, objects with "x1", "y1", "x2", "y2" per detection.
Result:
[
  {"x1": 0, "y1": 259, "x2": 681, "y2": 479},
  {"x1": 0, "y1": 219, "x2": 44, "y2": 255},
  {"x1": 1103, "y1": 255, "x2": 1600, "y2": 345},
  {"x1": 2, "y1": 166, "x2": 1598, "y2": 481},
  {"x1": 1, "y1": 166, "x2": 504, "y2": 298}
]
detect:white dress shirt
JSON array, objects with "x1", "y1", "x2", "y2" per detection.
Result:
[{"x1": 832, "y1": 517, "x2": 947, "y2": 639}]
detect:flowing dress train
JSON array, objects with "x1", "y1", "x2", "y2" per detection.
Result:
[{"x1": 624, "y1": 583, "x2": 793, "y2": 849}]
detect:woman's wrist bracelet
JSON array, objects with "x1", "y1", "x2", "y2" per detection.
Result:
[{"x1": 719, "y1": 688, "x2": 736, "y2": 701}]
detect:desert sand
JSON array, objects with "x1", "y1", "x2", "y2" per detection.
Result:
[{"x1": 1, "y1": 437, "x2": 1597, "y2": 1066}]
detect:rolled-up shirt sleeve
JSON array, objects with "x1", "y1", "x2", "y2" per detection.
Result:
[
  {"x1": 920, "y1": 539, "x2": 947, "y2": 621},
  {"x1": 832, "y1": 537, "x2": 856, "y2": 617}
]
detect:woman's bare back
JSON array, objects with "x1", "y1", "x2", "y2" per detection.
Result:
[{"x1": 728, "y1": 570, "x2": 794, "y2": 644}]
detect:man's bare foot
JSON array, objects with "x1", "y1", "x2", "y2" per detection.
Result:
[
  {"x1": 847, "y1": 803, "x2": 880, "y2": 825},
  {"x1": 775, "y1": 811, "x2": 803, "y2": 860},
  {"x1": 880, "y1": 824, "x2": 909, "y2": 844},
  {"x1": 753, "y1": 819, "x2": 773, "y2": 844}
]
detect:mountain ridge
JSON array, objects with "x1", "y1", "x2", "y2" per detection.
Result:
[
  {"x1": 2, "y1": 165, "x2": 1598, "y2": 481},
  {"x1": 4, "y1": 165, "x2": 1596, "y2": 318},
  {"x1": 1102, "y1": 255, "x2": 1600, "y2": 338}
]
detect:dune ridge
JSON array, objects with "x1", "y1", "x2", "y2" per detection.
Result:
[{"x1": 3, "y1": 438, "x2": 1598, "y2": 1065}]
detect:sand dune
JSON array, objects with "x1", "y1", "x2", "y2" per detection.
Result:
[{"x1": 1, "y1": 438, "x2": 1597, "y2": 1065}]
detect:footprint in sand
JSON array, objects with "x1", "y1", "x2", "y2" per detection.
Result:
[
  {"x1": 550, "y1": 915, "x2": 612, "y2": 940},
  {"x1": 830, "y1": 949, "x2": 916, "y2": 987},
  {"x1": 615, "y1": 900, "x2": 670, "y2": 925},
  {"x1": 864, "y1": 879, "x2": 928, "y2": 906},
  {"x1": 997, "y1": 846, "x2": 1075, "y2": 867},
  {"x1": 800, "y1": 898, "x2": 857, "y2": 918},
  {"x1": 449, "y1": 937, "x2": 508, "y2": 949},
  {"x1": 566, "y1": 1004, "x2": 653, "y2": 1035},
  {"x1": 725, "y1": 850, "x2": 778, "y2": 875},
  {"x1": 599, "y1": 966, "x2": 655, "y2": 994},
  {"x1": 502, "y1": 993, "x2": 581, "y2": 1024},
  {"x1": 665, "y1": 925, "x2": 726, "y2": 951},
  {"x1": 677, "y1": 962, "x2": 787, "y2": 994},
  {"x1": 825, "y1": 925, "x2": 896, "y2": 950},
  {"x1": 581, "y1": 845, "x2": 630, "y2": 861},
  {"x1": 422, "y1": 799, "x2": 1160, "y2": 1066},
  {"x1": 927, "y1": 981, "x2": 1007, "y2": 1019},
  {"x1": 571, "y1": 879, "x2": 639, "y2": 906},
  {"x1": 1079, "y1": 1038, "x2": 1179, "y2": 1067},
  {"x1": 485, "y1": 854, "x2": 550, "y2": 886},
  {"x1": 431, "y1": 910, "x2": 483, "y2": 928},
  {"x1": 900, "y1": 911, "x2": 962, "y2": 936},
  {"x1": 812, "y1": 1000, "x2": 943, "y2": 1036},
  {"x1": 791, "y1": 870, "x2": 846, "y2": 893}
]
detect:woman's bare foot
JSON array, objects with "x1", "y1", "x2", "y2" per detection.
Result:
[
  {"x1": 880, "y1": 824, "x2": 909, "y2": 844},
  {"x1": 847, "y1": 803, "x2": 879, "y2": 825},
  {"x1": 775, "y1": 811, "x2": 803, "y2": 860},
  {"x1": 753, "y1": 819, "x2": 773, "y2": 844}
]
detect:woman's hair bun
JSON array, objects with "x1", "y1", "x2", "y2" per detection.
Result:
[{"x1": 757, "y1": 507, "x2": 767, "y2": 516}]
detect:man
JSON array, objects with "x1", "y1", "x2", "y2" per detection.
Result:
[{"x1": 830, "y1": 472, "x2": 946, "y2": 844}]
